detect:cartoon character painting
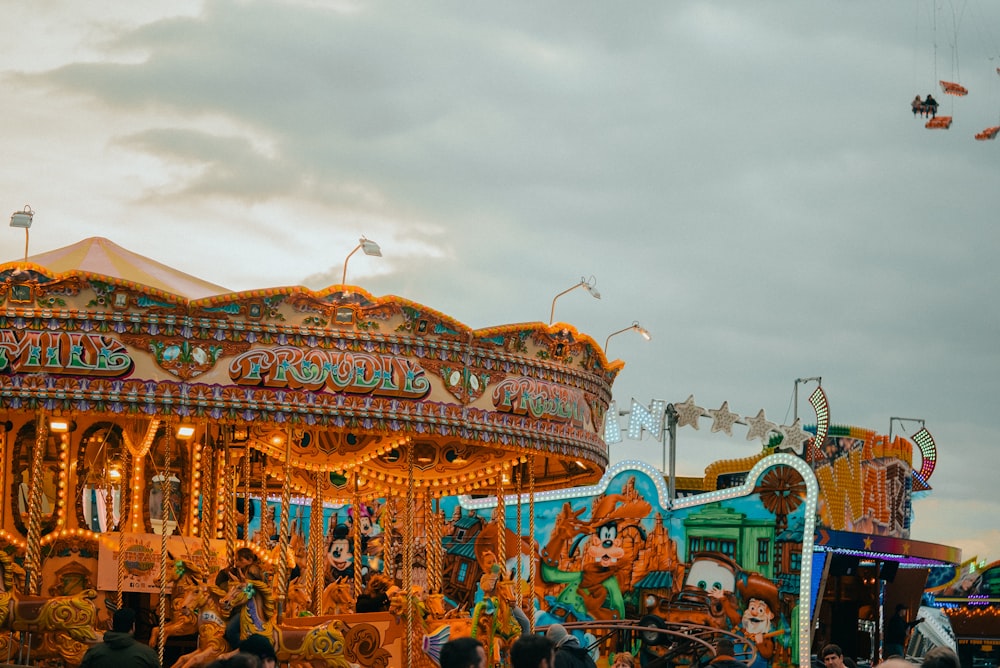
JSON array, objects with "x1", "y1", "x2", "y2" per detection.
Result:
[
  {"x1": 437, "y1": 459, "x2": 812, "y2": 668},
  {"x1": 540, "y1": 490, "x2": 651, "y2": 621},
  {"x1": 325, "y1": 523, "x2": 354, "y2": 582},
  {"x1": 737, "y1": 574, "x2": 782, "y2": 668}
]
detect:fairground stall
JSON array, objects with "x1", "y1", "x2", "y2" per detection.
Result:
[
  {"x1": 0, "y1": 237, "x2": 619, "y2": 668},
  {"x1": 925, "y1": 558, "x2": 1000, "y2": 668},
  {"x1": 585, "y1": 388, "x2": 961, "y2": 668}
]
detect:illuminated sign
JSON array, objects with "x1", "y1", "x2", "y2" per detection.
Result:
[
  {"x1": 228, "y1": 347, "x2": 431, "y2": 398},
  {"x1": 0, "y1": 330, "x2": 133, "y2": 376}
]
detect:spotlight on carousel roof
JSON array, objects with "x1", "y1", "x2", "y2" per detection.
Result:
[
  {"x1": 10, "y1": 205, "x2": 33, "y2": 229},
  {"x1": 549, "y1": 275, "x2": 601, "y2": 324},
  {"x1": 604, "y1": 321, "x2": 652, "y2": 353},
  {"x1": 341, "y1": 236, "x2": 382, "y2": 286}
]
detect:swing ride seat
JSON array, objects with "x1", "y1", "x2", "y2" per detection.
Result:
[
  {"x1": 940, "y1": 80, "x2": 968, "y2": 96},
  {"x1": 975, "y1": 126, "x2": 1000, "y2": 141},
  {"x1": 912, "y1": 102, "x2": 938, "y2": 117},
  {"x1": 926, "y1": 116, "x2": 952, "y2": 129}
]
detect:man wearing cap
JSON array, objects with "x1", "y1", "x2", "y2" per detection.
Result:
[
  {"x1": 80, "y1": 608, "x2": 160, "y2": 668},
  {"x1": 238, "y1": 634, "x2": 277, "y2": 668},
  {"x1": 546, "y1": 624, "x2": 597, "y2": 668}
]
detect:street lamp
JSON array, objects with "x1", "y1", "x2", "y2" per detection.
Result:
[
  {"x1": 549, "y1": 276, "x2": 600, "y2": 324},
  {"x1": 341, "y1": 236, "x2": 382, "y2": 286},
  {"x1": 9, "y1": 205, "x2": 33, "y2": 263},
  {"x1": 604, "y1": 321, "x2": 651, "y2": 353}
]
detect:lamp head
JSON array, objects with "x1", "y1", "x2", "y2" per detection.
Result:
[
  {"x1": 635, "y1": 323, "x2": 652, "y2": 340},
  {"x1": 359, "y1": 237, "x2": 382, "y2": 257},
  {"x1": 176, "y1": 424, "x2": 196, "y2": 440},
  {"x1": 10, "y1": 206, "x2": 33, "y2": 229}
]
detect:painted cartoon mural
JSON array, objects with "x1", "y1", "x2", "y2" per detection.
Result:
[{"x1": 439, "y1": 455, "x2": 817, "y2": 668}]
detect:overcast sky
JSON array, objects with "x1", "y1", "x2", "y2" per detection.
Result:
[{"x1": 3, "y1": 1, "x2": 998, "y2": 561}]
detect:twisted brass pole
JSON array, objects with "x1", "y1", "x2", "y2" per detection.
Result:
[{"x1": 24, "y1": 411, "x2": 47, "y2": 594}]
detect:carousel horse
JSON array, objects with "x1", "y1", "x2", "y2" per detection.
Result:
[
  {"x1": 284, "y1": 577, "x2": 314, "y2": 618},
  {"x1": 0, "y1": 551, "x2": 100, "y2": 665},
  {"x1": 419, "y1": 566, "x2": 522, "y2": 666},
  {"x1": 321, "y1": 580, "x2": 356, "y2": 615},
  {"x1": 220, "y1": 578, "x2": 352, "y2": 668},
  {"x1": 170, "y1": 577, "x2": 232, "y2": 668},
  {"x1": 0, "y1": 551, "x2": 99, "y2": 642},
  {"x1": 151, "y1": 557, "x2": 206, "y2": 649}
]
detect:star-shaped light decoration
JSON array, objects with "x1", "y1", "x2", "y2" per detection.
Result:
[
  {"x1": 777, "y1": 418, "x2": 810, "y2": 455},
  {"x1": 673, "y1": 395, "x2": 706, "y2": 430},
  {"x1": 745, "y1": 409, "x2": 778, "y2": 445},
  {"x1": 707, "y1": 401, "x2": 740, "y2": 436}
]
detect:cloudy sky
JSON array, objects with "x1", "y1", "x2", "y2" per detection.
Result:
[{"x1": 3, "y1": 1, "x2": 999, "y2": 561}]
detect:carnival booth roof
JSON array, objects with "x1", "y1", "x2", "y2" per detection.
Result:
[{"x1": 0, "y1": 237, "x2": 621, "y2": 501}]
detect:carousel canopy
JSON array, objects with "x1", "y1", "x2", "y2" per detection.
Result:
[
  {"x1": 21, "y1": 237, "x2": 231, "y2": 300},
  {"x1": 0, "y1": 237, "x2": 622, "y2": 501}
]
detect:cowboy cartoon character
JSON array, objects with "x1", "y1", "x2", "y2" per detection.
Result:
[{"x1": 737, "y1": 573, "x2": 782, "y2": 668}]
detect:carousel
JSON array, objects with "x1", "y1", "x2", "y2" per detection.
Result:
[{"x1": 0, "y1": 235, "x2": 621, "y2": 667}]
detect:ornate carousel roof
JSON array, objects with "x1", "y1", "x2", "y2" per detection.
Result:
[{"x1": 0, "y1": 238, "x2": 622, "y2": 501}]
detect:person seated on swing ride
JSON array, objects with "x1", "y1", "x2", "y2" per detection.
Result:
[
  {"x1": 924, "y1": 94, "x2": 938, "y2": 117},
  {"x1": 912, "y1": 95, "x2": 924, "y2": 116}
]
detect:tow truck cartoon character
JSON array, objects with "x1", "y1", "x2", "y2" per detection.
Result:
[{"x1": 540, "y1": 493, "x2": 651, "y2": 621}]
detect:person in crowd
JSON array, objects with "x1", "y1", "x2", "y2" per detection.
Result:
[
  {"x1": 80, "y1": 608, "x2": 160, "y2": 668},
  {"x1": 546, "y1": 624, "x2": 597, "y2": 668},
  {"x1": 921, "y1": 647, "x2": 960, "y2": 668},
  {"x1": 821, "y1": 644, "x2": 847, "y2": 668},
  {"x1": 238, "y1": 635, "x2": 278, "y2": 668},
  {"x1": 876, "y1": 659, "x2": 914, "y2": 668},
  {"x1": 610, "y1": 652, "x2": 636, "y2": 668},
  {"x1": 709, "y1": 639, "x2": 748, "y2": 668},
  {"x1": 511, "y1": 634, "x2": 556, "y2": 668},
  {"x1": 440, "y1": 636, "x2": 486, "y2": 668}
]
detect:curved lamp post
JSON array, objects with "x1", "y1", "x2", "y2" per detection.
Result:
[
  {"x1": 341, "y1": 237, "x2": 382, "y2": 286},
  {"x1": 549, "y1": 276, "x2": 600, "y2": 324},
  {"x1": 604, "y1": 321, "x2": 651, "y2": 353}
]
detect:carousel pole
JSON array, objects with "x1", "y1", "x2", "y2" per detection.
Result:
[
  {"x1": 242, "y1": 435, "x2": 251, "y2": 544},
  {"x1": 158, "y1": 422, "x2": 174, "y2": 667},
  {"x1": 496, "y1": 473, "x2": 506, "y2": 568},
  {"x1": 0, "y1": 420, "x2": 8, "y2": 530},
  {"x1": 404, "y1": 444, "x2": 415, "y2": 668},
  {"x1": 201, "y1": 428, "x2": 215, "y2": 560},
  {"x1": 515, "y1": 468, "x2": 523, "y2": 611},
  {"x1": 426, "y1": 495, "x2": 441, "y2": 594},
  {"x1": 224, "y1": 433, "x2": 236, "y2": 565},
  {"x1": 352, "y1": 474, "x2": 363, "y2": 601},
  {"x1": 311, "y1": 472, "x2": 324, "y2": 614},
  {"x1": 528, "y1": 455, "x2": 536, "y2": 632},
  {"x1": 24, "y1": 410, "x2": 48, "y2": 594},
  {"x1": 276, "y1": 427, "x2": 294, "y2": 620}
]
